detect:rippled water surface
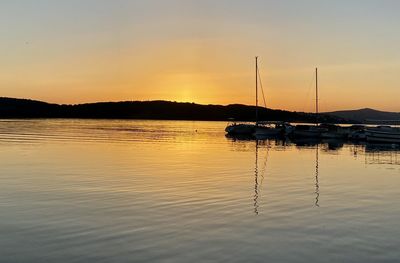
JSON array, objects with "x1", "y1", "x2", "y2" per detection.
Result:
[{"x1": 1, "y1": 119, "x2": 400, "y2": 262}]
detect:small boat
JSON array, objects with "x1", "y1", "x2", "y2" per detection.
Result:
[
  {"x1": 365, "y1": 126, "x2": 400, "y2": 144},
  {"x1": 320, "y1": 124, "x2": 348, "y2": 139},
  {"x1": 292, "y1": 124, "x2": 326, "y2": 138},
  {"x1": 225, "y1": 121, "x2": 256, "y2": 135},
  {"x1": 225, "y1": 57, "x2": 261, "y2": 136},
  {"x1": 348, "y1": 125, "x2": 367, "y2": 140}
]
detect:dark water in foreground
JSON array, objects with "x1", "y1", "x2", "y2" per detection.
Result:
[{"x1": 1, "y1": 119, "x2": 400, "y2": 263}]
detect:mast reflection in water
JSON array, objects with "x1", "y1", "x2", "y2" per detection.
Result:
[
  {"x1": 315, "y1": 143, "x2": 320, "y2": 207},
  {"x1": 253, "y1": 140, "x2": 271, "y2": 215},
  {"x1": 227, "y1": 134, "x2": 400, "y2": 215}
]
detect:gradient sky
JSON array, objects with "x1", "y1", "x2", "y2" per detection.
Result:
[{"x1": 1, "y1": 0, "x2": 400, "y2": 112}]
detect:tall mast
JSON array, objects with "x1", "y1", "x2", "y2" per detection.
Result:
[
  {"x1": 256, "y1": 56, "x2": 258, "y2": 125},
  {"x1": 315, "y1": 67, "x2": 318, "y2": 126}
]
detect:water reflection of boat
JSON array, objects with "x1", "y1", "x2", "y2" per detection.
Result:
[
  {"x1": 254, "y1": 140, "x2": 260, "y2": 215},
  {"x1": 291, "y1": 137, "x2": 322, "y2": 147},
  {"x1": 322, "y1": 139, "x2": 344, "y2": 151},
  {"x1": 253, "y1": 139, "x2": 271, "y2": 215},
  {"x1": 365, "y1": 142, "x2": 400, "y2": 152},
  {"x1": 227, "y1": 138, "x2": 400, "y2": 213},
  {"x1": 227, "y1": 135, "x2": 398, "y2": 156},
  {"x1": 225, "y1": 133, "x2": 255, "y2": 141},
  {"x1": 365, "y1": 143, "x2": 400, "y2": 165},
  {"x1": 315, "y1": 144, "x2": 320, "y2": 207}
]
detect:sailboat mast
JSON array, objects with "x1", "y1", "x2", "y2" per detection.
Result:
[
  {"x1": 315, "y1": 67, "x2": 318, "y2": 125},
  {"x1": 256, "y1": 56, "x2": 258, "y2": 125}
]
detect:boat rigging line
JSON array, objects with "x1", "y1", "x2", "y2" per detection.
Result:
[{"x1": 257, "y1": 65, "x2": 267, "y2": 109}]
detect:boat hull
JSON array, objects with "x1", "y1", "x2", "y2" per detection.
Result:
[
  {"x1": 225, "y1": 124, "x2": 255, "y2": 135},
  {"x1": 366, "y1": 136, "x2": 400, "y2": 143},
  {"x1": 254, "y1": 126, "x2": 283, "y2": 138},
  {"x1": 292, "y1": 126, "x2": 325, "y2": 138},
  {"x1": 321, "y1": 132, "x2": 348, "y2": 139},
  {"x1": 293, "y1": 130, "x2": 322, "y2": 138},
  {"x1": 365, "y1": 127, "x2": 400, "y2": 144},
  {"x1": 349, "y1": 131, "x2": 366, "y2": 140}
]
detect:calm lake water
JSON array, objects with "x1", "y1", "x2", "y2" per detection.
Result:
[{"x1": 1, "y1": 119, "x2": 400, "y2": 263}]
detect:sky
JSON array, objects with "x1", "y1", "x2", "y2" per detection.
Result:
[{"x1": 0, "y1": 0, "x2": 400, "y2": 112}]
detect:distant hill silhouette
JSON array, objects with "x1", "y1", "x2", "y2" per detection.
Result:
[
  {"x1": 0, "y1": 97, "x2": 350, "y2": 123},
  {"x1": 326, "y1": 108, "x2": 400, "y2": 124}
]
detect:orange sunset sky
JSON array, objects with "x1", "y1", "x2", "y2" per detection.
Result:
[{"x1": 1, "y1": 0, "x2": 400, "y2": 112}]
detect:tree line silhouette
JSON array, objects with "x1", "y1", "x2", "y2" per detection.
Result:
[{"x1": 0, "y1": 97, "x2": 351, "y2": 123}]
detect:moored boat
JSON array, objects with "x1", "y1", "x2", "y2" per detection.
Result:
[
  {"x1": 365, "y1": 126, "x2": 400, "y2": 144},
  {"x1": 348, "y1": 125, "x2": 367, "y2": 140},
  {"x1": 225, "y1": 57, "x2": 260, "y2": 136},
  {"x1": 225, "y1": 122, "x2": 256, "y2": 135},
  {"x1": 320, "y1": 124, "x2": 348, "y2": 139},
  {"x1": 292, "y1": 125, "x2": 326, "y2": 138},
  {"x1": 226, "y1": 56, "x2": 282, "y2": 137}
]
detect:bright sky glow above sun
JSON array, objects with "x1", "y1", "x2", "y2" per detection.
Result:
[{"x1": 1, "y1": 0, "x2": 400, "y2": 112}]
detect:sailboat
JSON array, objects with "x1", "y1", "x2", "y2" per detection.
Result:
[
  {"x1": 252, "y1": 57, "x2": 287, "y2": 138},
  {"x1": 225, "y1": 57, "x2": 260, "y2": 136},
  {"x1": 293, "y1": 68, "x2": 326, "y2": 138},
  {"x1": 225, "y1": 57, "x2": 268, "y2": 136},
  {"x1": 225, "y1": 56, "x2": 290, "y2": 137}
]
